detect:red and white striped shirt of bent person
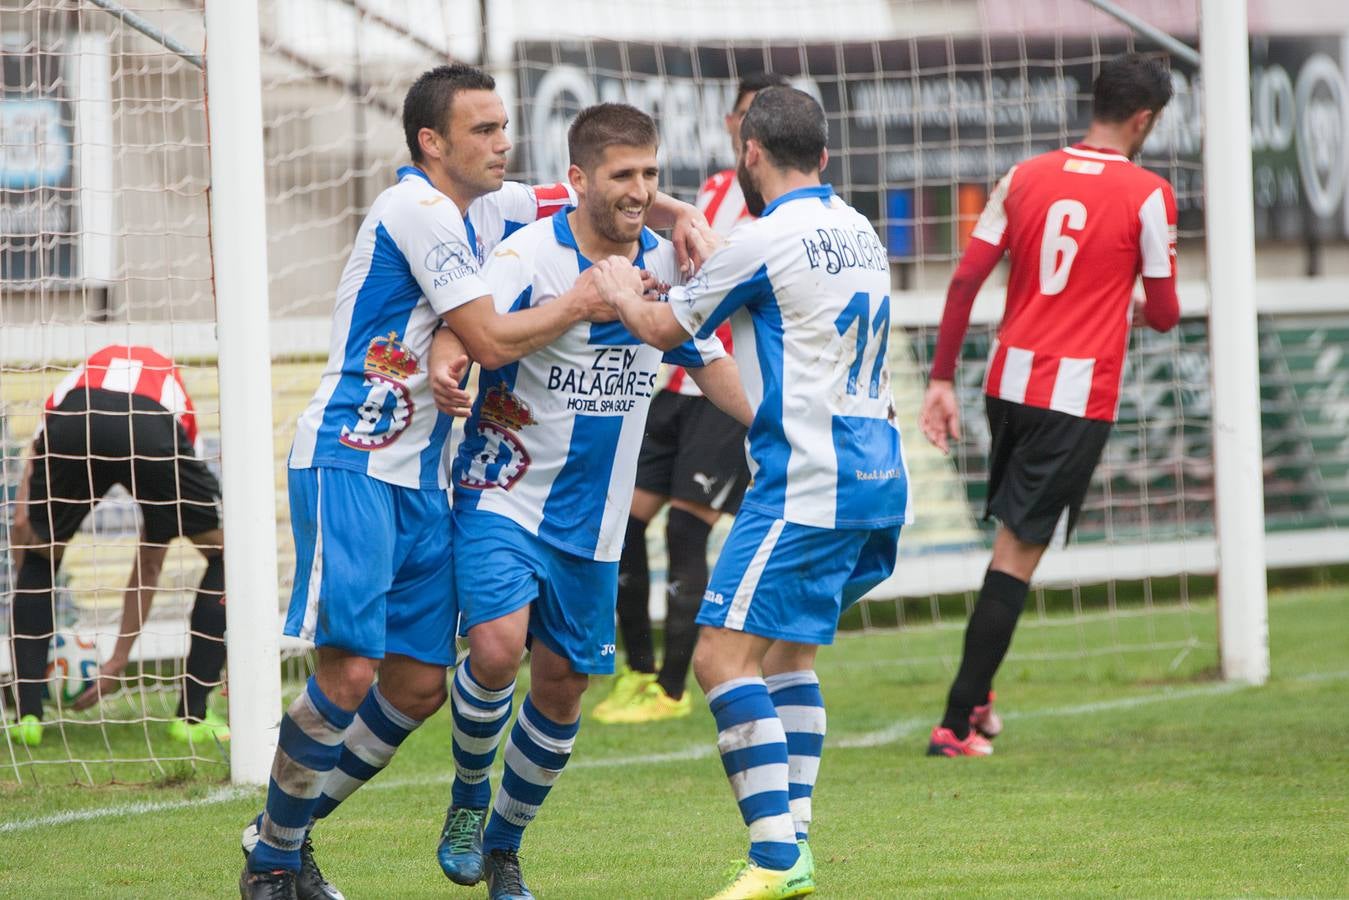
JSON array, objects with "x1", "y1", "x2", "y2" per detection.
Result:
[
  {"x1": 43, "y1": 345, "x2": 201, "y2": 452},
  {"x1": 664, "y1": 170, "x2": 744, "y2": 397},
  {"x1": 931, "y1": 144, "x2": 1180, "y2": 421}
]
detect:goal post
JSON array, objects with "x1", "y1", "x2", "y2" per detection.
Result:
[
  {"x1": 1200, "y1": 0, "x2": 1270, "y2": 685},
  {"x1": 1081, "y1": 0, "x2": 1271, "y2": 691},
  {"x1": 203, "y1": 0, "x2": 281, "y2": 785}
]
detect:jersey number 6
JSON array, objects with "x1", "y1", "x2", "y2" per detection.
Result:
[{"x1": 1040, "y1": 199, "x2": 1087, "y2": 296}]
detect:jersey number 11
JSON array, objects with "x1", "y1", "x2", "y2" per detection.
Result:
[{"x1": 834, "y1": 291, "x2": 891, "y2": 399}]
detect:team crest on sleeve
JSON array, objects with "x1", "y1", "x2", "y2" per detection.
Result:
[
  {"x1": 339, "y1": 331, "x2": 418, "y2": 450},
  {"x1": 457, "y1": 384, "x2": 535, "y2": 490}
]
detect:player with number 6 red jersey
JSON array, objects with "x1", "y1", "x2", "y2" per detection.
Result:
[
  {"x1": 919, "y1": 53, "x2": 1180, "y2": 759},
  {"x1": 957, "y1": 138, "x2": 1177, "y2": 421}
]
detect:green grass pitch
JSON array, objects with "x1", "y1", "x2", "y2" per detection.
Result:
[{"x1": 2, "y1": 585, "x2": 1346, "y2": 897}]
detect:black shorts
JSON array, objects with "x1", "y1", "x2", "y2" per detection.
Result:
[
  {"x1": 984, "y1": 395, "x2": 1112, "y2": 545},
  {"x1": 26, "y1": 388, "x2": 222, "y2": 545},
  {"x1": 634, "y1": 391, "x2": 750, "y2": 515}
]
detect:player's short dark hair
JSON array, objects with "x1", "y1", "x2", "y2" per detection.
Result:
[
  {"x1": 403, "y1": 64, "x2": 497, "y2": 162},
  {"x1": 733, "y1": 71, "x2": 791, "y2": 111},
  {"x1": 1092, "y1": 53, "x2": 1173, "y2": 123},
  {"x1": 739, "y1": 86, "x2": 827, "y2": 174},
  {"x1": 567, "y1": 103, "x2": 659, "y2": 172}
]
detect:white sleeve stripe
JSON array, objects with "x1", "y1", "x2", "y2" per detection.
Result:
[
  {"x1": 971, "y1": 166, "x2": 1015, "y2": 245},
  {"x1": 46, "y1": 365, "x2": 83, "y2": 409},
  {"x1": 1138, "y1": 187, "x2": 1173, "y2": 278}
]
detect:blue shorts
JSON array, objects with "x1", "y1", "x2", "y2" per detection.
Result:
[
  {"x1": 285, "y1": 467, "x2": 456, "y2": 666},
  {"x1": 454, "y1": 508, "x2": 619, "y2": 675},
  {"x1": 697, "y1": 507, "x2": 900, "y2": 645}
]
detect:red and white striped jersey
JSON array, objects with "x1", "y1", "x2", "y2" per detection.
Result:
[
  {"x1": 975, "y1": 145, "x2": 1177, "y2": 421},
  {"x1": 665, "y1": 170, "x2": 747, "y2": 397},
  {"x1": 44, "y1": 345, "x2": 200, "y2": 452},
  {"x1": 698, "y1": 169, "x2": 751, "y2": 235}
]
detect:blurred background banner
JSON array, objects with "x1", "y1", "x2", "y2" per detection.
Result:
[
  {"x1": 1, "y1": 32, "x2": 77, "y2": 282},
  {"x1": 514, "y1": 34, "x2": 1349, "y2": 253}
]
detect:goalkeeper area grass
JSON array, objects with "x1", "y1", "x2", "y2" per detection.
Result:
[{"x1": 2, "y1": 584, "x2": 1345, "y2": 898}]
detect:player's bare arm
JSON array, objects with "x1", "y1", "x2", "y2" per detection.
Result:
[
  {"x1": 591, "y1": 255, "x2": 690, "y2": 350},
  {"x1": 919, "y1": 380, "x2": 961, "y2": 456},
  {"x1": 441, "y1": 267, "x2": 615, "y2": 370},
  {"x1": 685, "y1": 356, "x2": 753, "y2": 427},
  {"x1": 647, "y1": 192, "x2": 714, "y2": 274},
  {"x1": 72, "y1": 538, "x2": 168, "y2": 710},
  {"x1": 921, "y1": 233, "x2": 1005, "y2": 454},
  {"x1": 428, "y1": 326, "x2": 474, "y2": 417}
]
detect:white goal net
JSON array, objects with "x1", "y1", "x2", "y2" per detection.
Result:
[{"x1": 2, "y1": 0, "x2": 1345, "y2": 785}]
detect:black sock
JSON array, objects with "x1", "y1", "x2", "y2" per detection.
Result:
[
  {"x1": 657, "y1": 508, "x2": 712, "y2": 700},
  {"x1": 12, "y1": 552, "x2": 57, "y2": 720},
  {"x1": 616, "y1": 516, "x2": 655, "y2": 673},
  {"x1": 941, "y1": 570, "x2": 1029, "y2": 738},
  {"x1": 178, "y1": 554, "x2": 226, "y2": 721}
]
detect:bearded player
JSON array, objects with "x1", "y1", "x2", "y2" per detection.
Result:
[
  {"x1": 597, "y1": 70, "x2": 789, "y2": 725},
  {"x1": 432, "y1": 103, "x2": 749, "y2": 899},
  {"x1": 240, "y1": 64, "x2": 707, "y2": 900},
  {"x1": 593, "y1": 85, "x2": 908, "y2": 900}
]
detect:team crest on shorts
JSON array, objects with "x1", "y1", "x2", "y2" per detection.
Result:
[
  {"x1": 457, "y1": 385, "x2": 534, "y2": 491},
  {"x1": 339, "y1": 331, "x2": 418, "y2": 450}
]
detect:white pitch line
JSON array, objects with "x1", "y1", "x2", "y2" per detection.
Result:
[
  {"x1": 0, "y1": 784, "x2": 253, "y2": 835},
  {"x1": 569, "y1": 744, "x2": 714, "y2": 770},
  {"x1": 825, "y1": 680, "x2": 1247, "y2": 750},
  {"x1": 3, "y1": 669, "x2": 1345, "y2": 835}
]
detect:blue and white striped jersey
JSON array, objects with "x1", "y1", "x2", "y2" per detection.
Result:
[
  {"x1": 668, "y1": 184, "x2": 910, "y2": 529},
  {"x1": 290, "y1": 168, "x2": 572, "y2": 490},
  {"x1": 451, "y1": 210, "x2": 726, "y2": 561}
]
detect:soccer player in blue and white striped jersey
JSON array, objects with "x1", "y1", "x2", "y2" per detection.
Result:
[
  {"x1": 431, "y1": 104, "x2": 750, "y2": 900},
  {"x1": 593, "y1": 86, "x2": 910, "y2": 900},
  {"x1": 240, "y1": 66, "x2": 709, "y2": 900}
]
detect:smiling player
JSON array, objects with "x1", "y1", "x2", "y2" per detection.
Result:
[{"x1": 432, "y1": 103, "x2": 751, "y2": 900}]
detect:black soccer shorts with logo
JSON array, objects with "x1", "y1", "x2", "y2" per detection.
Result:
[
  {"x1": 634, "y1": 390, "x2": 750, "y2": 514},
  {"x1": 26, "y1": 388, "x2": 222, "y2": 545},
  {"x1": 983, "y1": 395, "x2": 1112, "y2": 545}
]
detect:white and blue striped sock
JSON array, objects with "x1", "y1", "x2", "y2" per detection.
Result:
[
  {"x1": 765, "y1": 670, "x2": 826, "y2": 841},
  {"x1": 481, "y1": 695, "x2": 578, "y2": 853},
  {"x1": 248, "y1": 677, "x2": 353, "y2": 873},
  {"x1": 450, "y1": 657, "x2": 516, "y2": 809},
  {"x1": 311, "y1": 683, "x2": 421, "y2": 821},
  {"x1": 707, "y1": 676, "x2": 800, "y2": 871}
]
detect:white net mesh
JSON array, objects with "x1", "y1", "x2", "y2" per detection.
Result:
[
  {"x1": 2, "y1": 0, "x2": 1346, "y2": 785},
  {"x1": 501, "y1": 15, "x2": 1222, "y2": 663},
  {"x1": 0, "y1": 1, "x2": 221, "y2": 784}
]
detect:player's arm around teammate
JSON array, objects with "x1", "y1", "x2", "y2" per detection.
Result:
[
  {"x1": 647, "y1": 192, "x2": 718, "y2": 276},
  {"x1": 427, "y1": 190, "x2": 711, "y2": 375},
  {"x1": 438, "y1": 266, "x2": 613, "y2": 370},
  {"x1": 239, "y1": 65, "x2": 614, "y2": 900},
  {"x1": 432, "y1": 105, "x2": 737, "y2": 900}
]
